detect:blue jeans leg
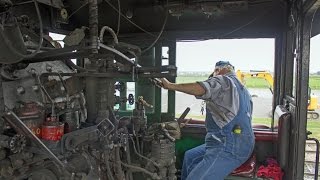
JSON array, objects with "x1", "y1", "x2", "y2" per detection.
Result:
[
  {"x1": 181, "y1": 144, "x2": 206, "y2": 180},
  {"x1": 186, "y1": 149, "x2": 242, "y2": 180}
]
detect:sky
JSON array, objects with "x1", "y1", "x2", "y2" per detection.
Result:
[
  {"x1": 176, "y1": 35, "x2": 320, "y2": 73},
  {"x1": 50, "y1": 32, "x2": 320, "y2": 73}
]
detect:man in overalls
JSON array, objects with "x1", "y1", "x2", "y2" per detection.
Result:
[{"x1": 160, "y1": 61, "x2": 255, "y2": 180}]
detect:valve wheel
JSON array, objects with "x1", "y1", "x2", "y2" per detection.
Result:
[{"x1": 9, "y1": 134, "x2": 26, "y2": 153}]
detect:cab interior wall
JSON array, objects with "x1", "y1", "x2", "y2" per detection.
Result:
[{"x1": 0, "y1": 0, "x2": 317, "y2": 179}]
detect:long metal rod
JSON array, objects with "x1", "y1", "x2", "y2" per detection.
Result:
[
  {"x1": 88, "y1": 0, "x2": 99, "y2": 53},
  {"x1": 41, "y1": 72, "x2": 176, "y2": 79}
]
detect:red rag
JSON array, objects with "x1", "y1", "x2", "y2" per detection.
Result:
[{"x1": 257, "y1": 159, "x2": 284, "y2": 180}]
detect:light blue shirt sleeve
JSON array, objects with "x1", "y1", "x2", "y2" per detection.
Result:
[{"x1": 195, "y1": 74, "x2": 240, "y2": 127}]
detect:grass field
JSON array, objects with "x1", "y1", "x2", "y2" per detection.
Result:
[{"x1": 176, "y1": 75, "x2": 320, "y2": 90}]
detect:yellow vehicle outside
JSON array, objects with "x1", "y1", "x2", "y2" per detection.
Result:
[{"x1": 236, "y1": 70, "x2": 319, "y2": 119}]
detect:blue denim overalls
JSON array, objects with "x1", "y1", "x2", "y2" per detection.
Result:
[{"x1": 181, "y1": 75, "x2": 255, "y2": 180}]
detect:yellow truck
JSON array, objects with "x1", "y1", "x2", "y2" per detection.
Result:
[{"x1": 236, "y1": 70, "x2": 319, "y2": 119}]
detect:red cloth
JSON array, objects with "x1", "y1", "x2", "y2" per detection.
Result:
[{"x1": 257, "y1": 158, "x2": 284, "y2": 180}]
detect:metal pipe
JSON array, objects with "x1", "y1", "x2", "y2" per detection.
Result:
[
  {"x1": 125, "y1": 137, "x2": 133, "y2": 180},
  {"x1": 88, "y1": 0, "x2": 99, "y2": 53},
  {"x1": 129, "y1": 135, "x2": 160, "y2": 167},
  {"x1": 85, "y1": 76, "x2": 98, "y2": 123},
  {"x1": 120, "y1": 162, "x2": 160, "y2": 180},
  {"x1": 99, "y1": 26, "x2": 119, "y2": 44},
  {"x1": 38, "y1": 72, "x2": 71, "y2": 116},
  {"x1": 66, "y1": 59, "x2": 88, "y2": 72},
  {"x1": 99, "y1": 43, "x2": 135, "y2": 65},
  {"x1": 37, "y1": 75, "x2": 56, "y2": 116},
  {"x1": 115, "y1": 146, "x2": 125, "y2": 179},
  {"x1": 0, "y1": 0, "x2": 43, "y2": 59},
  {"x1": 135, "y1": 135, "x2": 141, "y2": 153},
  {"x1": 308, "y1": 138, "x2": 319, "y2": 180},
  {"x1": 104, "y1": 151, "x2": 115, "y2": 180}
]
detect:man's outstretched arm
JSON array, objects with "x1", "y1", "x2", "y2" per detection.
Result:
[{"x1": 160, "y1": 78, "x2": 206, "y2": 96}]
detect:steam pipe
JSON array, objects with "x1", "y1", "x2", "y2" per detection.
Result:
[{"x1": 88, "y1": 0, "x2": 99, "y2": 53}]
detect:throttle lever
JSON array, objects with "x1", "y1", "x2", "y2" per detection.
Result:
[
  {"x1": 149, "y1": 78, "x2": 163, "y2": 88},
  {"x1": 177, "y1": 107, "x2": 191, "y2": 128}
]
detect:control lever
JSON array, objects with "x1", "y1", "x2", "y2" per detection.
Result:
[{"x1": 177, "y1": 107, "x2": 192, "y2": 128}]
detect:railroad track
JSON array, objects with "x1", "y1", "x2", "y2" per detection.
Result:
[{"x1": 305, "y1": 140, "x2": 319, "y2": 179}]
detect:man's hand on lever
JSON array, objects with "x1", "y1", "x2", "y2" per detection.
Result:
[
  {"x1": 152, "y1": 78, "x2": 206, "y2": 97},
  {"x1": 159, "y1": 78, "x2": 172, "y2": 90}
]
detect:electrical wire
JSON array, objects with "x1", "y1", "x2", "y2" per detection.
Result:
[
  {"x1": 208, "y1": 6, "x2": 273, "y2": 39},
  {"x1": 217, "y1": 9, "x2": 271, "y2": 39},
  {"x1": 116, "y1": 0, "x2": 121, "y2": 35},
  {"x1": 106, "y1": 0, "x2": 275, "y2": 44},
  {"x1": 310, "y1": 6, "x2": 319, "y2": 36},
  {"x1": 67, "y1": 2, "x2": 88, "y2": 20},
  {"x1": 12, "y1": 1, "x2": 33, "y2": 6},
  {"x1": 103, "y1": 0, "x2": 157, "y2": 38},
  {"x1": 141, "y1": 4, "x2": 168, "y2": 54},
  {"x1": 0, "y1": 0, "x2": 43, "y2": 59}
]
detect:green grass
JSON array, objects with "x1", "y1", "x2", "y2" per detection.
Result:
[
  {"x1": 244, "y1": 78, "x2": 271, "y2": 88},
  {"x1": 306, "y1": 120, "x2": 320, "y2": 140},
  {"x1": 309, "y1": 75, "x2": 320, "y2": 90},
  {"x1": 252, "y1": 117, "x2": 272, "y2": 126},
  {"x1": 176, "y1": 75, "x2": 320, "y2": 90},
  {"x1": 176, "y1": 76, "x2": 207, "y2": 84},
  {"x1": 176, "y1": 114, "x2": 320, "y2": 139}
]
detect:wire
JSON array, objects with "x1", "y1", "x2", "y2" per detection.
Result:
[
  {"x1": 12, "y1": 1, "x2": 33, "y2": 6},
  {"x1": 141, "y1": 4, "x2": 168, "y2": 54},
  {"x1": 68, "y1": 2, "x2": 88, "y2": 20},
  {"x1": 217, "y1": 7, "x2": 272, "y2": 39},
  {"x1": 105, "y1": 0, "x2": 271, "y2": 43},
  {"x1": 103, "y1": 0, "x2": 157, "y2": 38},
  {"x1": 0, "y1": 0, "x2": 43, "y2": 59},
  {"x1": 116, "y1": 0, "x2": 121, "y2": 35},
  {"x1": 310, "y1": 6, "x2": 319, "y2": 36}
]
